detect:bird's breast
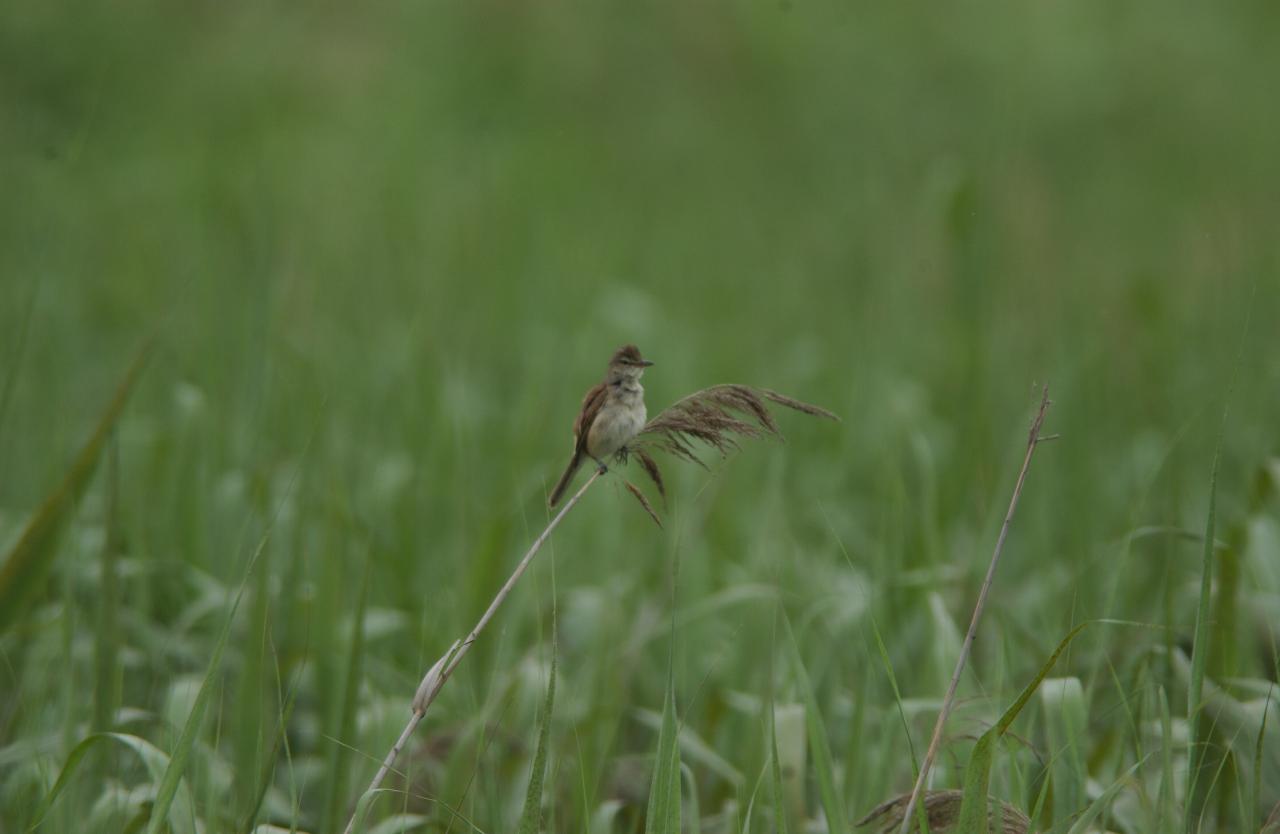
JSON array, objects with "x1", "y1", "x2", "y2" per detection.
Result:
[{"x1": 586, "y1": 397, "x2": 646, "y2": 459}]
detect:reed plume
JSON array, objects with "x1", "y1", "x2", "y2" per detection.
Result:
[
  {"x1": 611, "y1": 384, "x2": 836, "y2": 523},
  {"x1": 610, "y1": 384, "x2": 837, "y2": 523},
  {"x1": 636, "y1": 384, "x2": 837, "y2": 466}
]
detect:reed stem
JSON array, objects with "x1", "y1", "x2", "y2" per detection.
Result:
[
  {"x1": 343, "y1": 469, "x2": 602, "y2": 834},
  {"x1": 897, "y1": 386, "x2": 1052, "y2": 834}
]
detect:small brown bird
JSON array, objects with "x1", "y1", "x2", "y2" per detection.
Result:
[{"x1": 548, "y1": 344, "x2": 653, "y2": 507}]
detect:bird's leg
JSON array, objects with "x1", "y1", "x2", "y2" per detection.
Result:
[{"x1": 591, "y1": 456, "x2": 609, "y2": 474}]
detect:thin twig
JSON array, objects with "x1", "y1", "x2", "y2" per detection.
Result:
[
  {"x1": 897, "y1": 386, "x2": 1052, "y2": 834},
  {"x1": 342, "y1": 469, "x2": 603, "y2": 834}
]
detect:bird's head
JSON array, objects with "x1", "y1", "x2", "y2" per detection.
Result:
[{"x1": 606, "y1": 344, "x2": 653, "y2": 382}]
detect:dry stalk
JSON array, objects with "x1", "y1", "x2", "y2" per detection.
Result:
[
  {"x1": 624, "y1": 479, "x2": 663, "y2": 528},
  {"x1": 632, "y1": 447, "x2": 666, "y2": 503},
  {"x1": 897, "y1": 386, "x2": 1052, "y2": 834},
  {"x1": 342, "y1": 468, "x2": 603, "y2": 834},
  {"x1": 1264, "y1": 801, "x2": 1280, "y2": 833}
]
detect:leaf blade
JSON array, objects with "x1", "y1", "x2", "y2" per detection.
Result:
[
  {"x1": 0, "y1": 344, "x2": 150, "y2": 633},
  {"x1": 518, "y1": 643, "x2": 557, "y2": 834}
]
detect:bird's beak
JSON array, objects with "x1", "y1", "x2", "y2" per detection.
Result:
[{"x1": 640, "y1": 359, "x2": 655, "y2": 367}]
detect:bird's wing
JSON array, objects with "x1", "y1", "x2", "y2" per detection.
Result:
[{"x1": 573, "y1": 382, "x2": 608, "y2": 453}]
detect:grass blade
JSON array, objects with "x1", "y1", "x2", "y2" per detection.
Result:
[
  {"x1": 1185, "y1": 438, "x2": 1221, "y2": 833},
  {"x1": 237, "y1": 645, "x2": 305, "y2": 834},
  {"x1": 783, "y1": 617, "x2": 850, "y2": 834},
  {"x1": 1039, "y1": 678, "x2": 1086, "y2": 826},
  {"x1": 1254, "y1": 689, "x2": 1274, "y2": 834},
  {"x1": 901, "y1": 387, "x2": 1053, "y2": 834},
  {"x1": 145, "y1": 517, "x2": 283, "y2": 834},
  {"x1": 769, "y1": 704, "x2": 791, "y2": 834},
  {"x1": 28, "y1": 732, "x2": 196, "y2": 834},
  {"x1": 680, "y1": 762, "x2": 702, "y2": 834},
  {"x1": 91, "y1": 437, "x2": 122, "y2": 732},
  {"x1": 645, "y1": 670, "x2": 682, "y2": 834},
  {"x1": 324, "y1": 550, "x2": 373, "y2": 832},
  {"x1": 1158, "y1": 685, "x2": 1174, "y2": 830},
  {"x1": 0, "y1": 344, "x2": 150, "y2": 633},
  {"x1": 518, "y1": 640, "x2": 558, "y2": 834},
  {"x1": 955, "y1": 623, "x2": 1089, "y2": 834},
  {"x1": 1062, "y1": 756, "x2": 1149, "y2": 834}
]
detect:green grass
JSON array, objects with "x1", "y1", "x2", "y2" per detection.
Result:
[{"x1": 3, "y1": 1, "x2": 1280, "y2": 832}]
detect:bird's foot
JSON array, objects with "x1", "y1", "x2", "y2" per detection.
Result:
[{"x1": 594, "y1": 460, "x2": 609, "y2": 474}]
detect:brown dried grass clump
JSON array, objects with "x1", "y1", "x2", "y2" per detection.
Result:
[
  {"x1": 856, "y1": 790, "x2": 1032, "y2": 834},
  {"x1": 617, "y1": 384, "x2": 837, "y2": 523}
]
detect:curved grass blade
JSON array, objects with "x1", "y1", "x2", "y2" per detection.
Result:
[
  {"x1": 645, "y1": 673, "x2": 682, "y2": 834},
  {"x1": 518, "y1": 641, "x2": 557, "y2": 834},
  {"x1": 955, "y1": 622, "x2": 1089, "y2": 834},
  {"x1": 28, "y1": 731, "x2": 195, "y2": 834},
  {"x1": 0, "y1": 343, "x2": 151, "y2": 633},
  {"x1": 738, "y1": 760, "x2": 767, "y2": 834},
  {"x1": 146, "y1": 519, "x2": 281, "y2": 834},
  {"x1": 347, "y1": 788, "x2": 381, "y2": 834},
  {"x1": 237, "y1": 645, "x2": 305, "y2": 834},
  {"x1": 1063, "y1": 756, "x2": 1150, "y2": 834}
]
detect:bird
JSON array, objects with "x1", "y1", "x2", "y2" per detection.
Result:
[{"x1": 548, "y1": 344, "x2": 653, "y2": 507}]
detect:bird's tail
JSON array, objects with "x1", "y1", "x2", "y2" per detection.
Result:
[{"x1": 548, "y1": 451, "x2": 583, "y2": 507}]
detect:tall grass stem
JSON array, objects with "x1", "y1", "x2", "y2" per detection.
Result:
[
  {"x1": 343, "y1": 468, "x2": 602, "y2": 834},
  {"x1": 897, "y1": 386, "x2": 1052, "y2": 834}
]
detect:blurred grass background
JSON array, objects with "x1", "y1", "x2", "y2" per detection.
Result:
[{"x1": 2, "y1": 0, "x2": 1279, "y2": 831}]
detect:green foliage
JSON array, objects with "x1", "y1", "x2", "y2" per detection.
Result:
[
  {"x1": 518, "y1": 642, "x2": 557, "y2": 834},
  {"x1": 645, "y1": 660, "x2": 682, "y2": 834},
  {"x1": 323, "y1": 552, "x2": 372, "y2": 833},
  {"x1": 784, "y1": 618, "x2": 849, "y2": 834},
  {"x1": 1062, "y1": 757, "x2": 1149, "y2": 834},
  {"x1": 1040, "y1": 678, "x2": 1087, "y2": 825},
  {"x1": 0, "y1": 346, "x2": 148, "y2": 633},
  {"x1": 28, "y1": 732, "x2": 196, "y2": 834},
  {"x1": 768, "y1": 707, "x2": 791, "y2": 834},
  {"x1": 956, "y1": 624, "x2": 1089, "y2": 834},
  {"x1": 1186, "y1": 429, "x2": 1222, "y2": 833},
  {"x1": 146, "y1": 524, "x2": 277, "y2": 834}
]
